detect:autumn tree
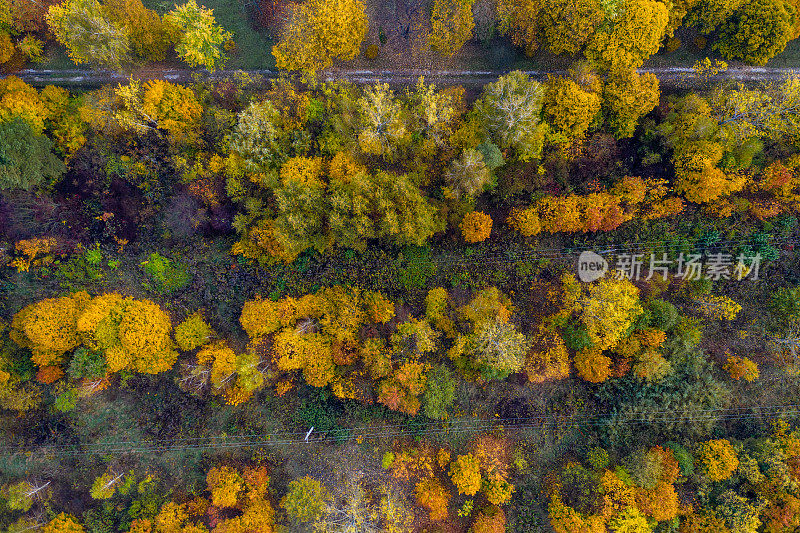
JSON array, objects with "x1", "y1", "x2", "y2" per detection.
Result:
[
  {"x1": 464, "y1": 318, "x2": 528, "y2": 380},
  {"x1": 281, "y1": 476, "x2": 332, "y2": 523},
  {"x1": 42, "y1": 513, "x2": 85, "y2": 533},
  {"x1": 694, "y1": 294, "x2": 742, "y2": 320},
  {"x1": 356, "y1": 83, "x2": 409, "y2": 160},
  {"x1": 686, "y1": 0, "x2": 746, "y2": 33},
  {"x1": 714, "y1": 0, "x2": 796, "y2": 66},
  {"x1": 602, "y1": 67, "x2": 660, "y2": 139},
  {"x1": 0, "y1": 117, "x2": 66, "y2": 190},
  {"x1": 608, "y1": 507, "x2": 651, "y2": 533},
  {"x1": 47, "y1": 0, "x2": 131, "y2": 69},
  {"x1": 537, "y1": 0, "x2": 605, "y2": 55},
  {"x1": 697, "y1": 439, "x2": 739, "y2": 481},
  {"x1": 461, "y1": 211, "x2": 493, "y2": 243},
  {"x1": 11, "y1": 292, "x2": 88, "y2": 367},
  {"x1": 444, "y1": 148, "x2": 493, "y2": 199},
  {"x1": 474, "y1": 70, "x2": 547, "y2": 161},
  {"x1": 111, "y1": 78, "x2": 203, "y2": 145},
  {"x1": 584, "y1": 0, "x2": 668, "y2": 71},
  {"x1": 106, "y1": 0, "x2": 171, "y2": 62},
  {"x1": 227, "y1": 99, "x2": 285, "y2": 171},
  {"x1": 572, "y1": 276, "x2": 643, "y2": 351},
  {"x1": 415, "y1": 477, "x2": 451, "y2": 521},
  {"x1": 543, "y1": 75, "x2": 602, "y2": 142},
  {"x1": 450, "y1": 453, "x2": 482, "y2": 496},
  {"x1": 164, "y1": 0, "x2": 232, "y2": 72},
  {"x1": 272, "y1": 0, "x2": 367, "y2": 73},
  {"x1": 206, "y1": 466, "x2": 244, "y2": 508},
  {"x1": 174, "y1": 313, "x2": 213, "y2": 352},
  {"x1": 429, "y1": 0, "x2": 475, "y2": 57},
  {"x1": 723, "y1": 354, "x2": 759, "y2": 381},
  {"x1": 496, "y1": 0, "x2": 540, "y2": 55},
  {"x1": 90, "y1": 472, "x2": 125, "y2": 500}
]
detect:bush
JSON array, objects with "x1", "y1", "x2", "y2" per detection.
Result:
[
  {"x1": 365, "y1": 44, "x2": 379, "y2": 59},
  {"x1": 141, "y1": 253, "x2": 190, "y2": 294},
  {"x1": 67, "y1": 347, "x2": 106, "y2": 380},
  {"x1": 647, "y1": 299, "x2": 678, "y2": 331},
  {"x1": 174, "y1": 313, "x2": 213, "y2": 351}
]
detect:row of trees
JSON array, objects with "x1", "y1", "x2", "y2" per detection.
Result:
[
  {"x1": 3, "y1": 69, "x2": 800, "y2": 265},
  {"x1": 3, "y1": 263, "x2": 784, "y2": 420},
  {"x1": 0, "y1": 0, "x2": 231, "y2": 71}
]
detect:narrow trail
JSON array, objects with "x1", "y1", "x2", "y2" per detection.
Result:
[{"x1": 4, "y1": 66, "x2": 798, "y2": 89}]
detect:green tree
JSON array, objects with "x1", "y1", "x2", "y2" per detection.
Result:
[
  {"x1": 475, "y1": 70, "x2": 547, "y2": 161},
  {"x1": 46, "y1": 0, "x2": 131, "y2": 69},
  {"x1": 281, "y1": 476, "x2": 333, "y2": 523},
  {"x1": 0, "y1": 117, "x2": 65, "y2": 190},
  {"x1": 714, "y1": 0, "x2": 796, "y2": 65},
  {"x1": 163, "y1": 0, "x2": 231, "y2": 72}
]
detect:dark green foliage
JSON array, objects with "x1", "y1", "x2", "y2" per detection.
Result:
[
  {"x1": 768, "y1": 286, "x2": 800, "y2": 332},
  {"x1": 476, "y1": 142, "x2": 505, "y2": 171},
  {"x1": 0, "y1": 118, "x2": 66, "y2": 191},
  {"x1": 294, "y1": 386, "x2": 343, "y2": 434},
  {"x1": 422, "y1": 364, "x2": 456, "y2": 420},
  {"x1": 559, "y1": 462, "x2": 597, "y2": 515},
  {"x1": 665, "y1": 441, "x2": 694, "y2": 477},
  {"x1": 68, "y1": 347, "x2": 107, "y2": 380},
  {"x1": 598, "y1": 342, "x2": 729, "y2": 448},
  {"x1": 142, "y1": 253, "x2": 191, "y2": 294},
  {"x1": 562, "y1": 320, "x2": 593, "y2": 351},
  {"x1": 647, "y1": 299, "x2": 679, "y2": 331}
]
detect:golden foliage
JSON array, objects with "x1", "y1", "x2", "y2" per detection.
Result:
[
  {"x1": 461, "y1": 211, "x2": 493, "y2": 243},
  {"x1": 11, "y1": 293, "x2": 87, "y2": 366},
  {"x1": 574, "y1": 347, "x2": 613, "y2": 383},
  {"x1": 206, "y1": 466, "x2": 244, "y2": 508},
  {"x1": 415, "y1": 477, "x2": 451, "y2": 521},
  {"x1": 429, "y1": 0, "x2": 474, "y2": 57},
  {"x1": 697, "y1": 439, "x2": 739, "y2": 481},
  {"x1": 449, "y1": 453, "x2": 482, "y2": 496},
  {"x1": 723, "y1": 353, "x2": 759, "y2": 381},
  {"x1": 42, "y1": 513, "x2": 85, "y2": 533},
  {"x1": 272, "y1": 0, "x2": 368, "y2": 72}
]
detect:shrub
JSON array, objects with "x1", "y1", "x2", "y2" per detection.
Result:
[
  {"x1": 365, "y1": 44, "x2": 379, "y2": 59},
  {"x1": 141, "y1": 253, "x2": 191, "y2": 294},
  {"x1": 647, "y1": 299, "x2": 678, "y2": 331},
  {"x1": 174, "y1": 313, "x2": 213, "y2": 351}
]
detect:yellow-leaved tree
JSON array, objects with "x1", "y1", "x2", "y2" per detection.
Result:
[
  {"x1": 571, "y1": 275, "x2": 644, "y2": 351},
  {"x1": 584, "y1": 0, "x2": 669, "y2": 71},
  {"x1": 272, "y1": 0, "x2": 367, "y2": 73}
]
